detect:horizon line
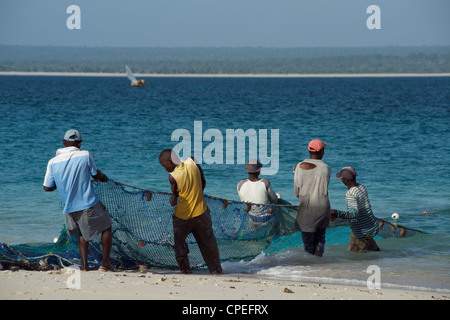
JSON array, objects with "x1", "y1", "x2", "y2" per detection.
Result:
[
  {"x1": 1, "y1": 44, "x2": 450, "y2": 49},
  {"x1": 1, "y1": 71, "x2": 450, "y2": 78}
]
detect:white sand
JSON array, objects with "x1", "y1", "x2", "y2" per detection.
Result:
[{"x1": 0, "y1": 268, "x2": 448, "y2": 300}]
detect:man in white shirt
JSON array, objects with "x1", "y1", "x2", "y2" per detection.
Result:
[{"x1": 237, "y1": 159, "x2": 279, "y2": 230}]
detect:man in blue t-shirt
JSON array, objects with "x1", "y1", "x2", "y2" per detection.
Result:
[{"x1": 43, "y1": 129, "x2": 112, "y2": 271}]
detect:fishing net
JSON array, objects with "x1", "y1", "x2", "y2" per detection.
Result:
[{"x1": 0, "y1": 180, "x2": 423, "y2": 271}]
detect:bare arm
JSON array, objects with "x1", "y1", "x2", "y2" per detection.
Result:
[
  {"x1": 191, "y1": 156, "x2": 206, "y2": 191},
  {"x1": 92, "y1": 169, "x2": 108, "y2": 182},
  {"x1": 169, "y1": 174, "x2": 179, "y2": 197},
  {"x1": 196, "y1": 164, "x2": 206, "y2": 191},
  {"x1": 169, "y1": 174, "x2": 179, "y2": 207}
]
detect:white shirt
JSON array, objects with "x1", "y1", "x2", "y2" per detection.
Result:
[{"x1": 237, "y1": 179, "x2": 278, "y2": 204}]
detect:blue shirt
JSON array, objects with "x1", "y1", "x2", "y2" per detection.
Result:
[{"x1": 43, "y1": 147, "x2": 99, "y2": 214}]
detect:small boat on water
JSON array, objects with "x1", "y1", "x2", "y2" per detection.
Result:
[{"x1": 126, "y1": 65, "x2": 145, "y2": 87}]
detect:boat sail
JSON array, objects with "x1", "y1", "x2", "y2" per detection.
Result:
[{"x1": 125, "y1": 65, "x2": 145, "y2": 87}]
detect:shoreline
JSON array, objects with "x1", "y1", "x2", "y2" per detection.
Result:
[
  {"x1": 1, "y1": 71, "x2": 450, "y2": 78},
  {"x1": 0, "y1": 268, "x2": 448, "y2": 300}
]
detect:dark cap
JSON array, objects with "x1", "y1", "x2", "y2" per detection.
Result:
[
  {"x1": 335, "y1": 166, "x2": 357, "y2": 180},
  {"x1": 245, "y1": 159, "x2": 263, "y2": 173}
]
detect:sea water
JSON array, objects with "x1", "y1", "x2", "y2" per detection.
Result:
[{"x1": 0, "y1": 75, "x2": 449, "y2": 292}]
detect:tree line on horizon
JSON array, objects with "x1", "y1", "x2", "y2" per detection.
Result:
[{"x1": 1, "y1": 45, "x2": 449, "y2": 74}]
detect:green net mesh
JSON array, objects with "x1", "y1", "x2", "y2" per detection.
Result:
[
  {"x1": 94, "y1": 181, "x2": 299, "y2": 269},
  {"x1": 0, "y1": 180, "x2": 423, "y2": 271}
]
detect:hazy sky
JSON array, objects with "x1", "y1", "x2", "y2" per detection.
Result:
[{"x1": 1, "y1": 0, "x2": 449, "y2": 47}]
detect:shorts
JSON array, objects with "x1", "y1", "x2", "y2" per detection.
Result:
[
  {"x1": 65, "y1": 201, "x2": 111, "y2": 242},
  {"x1": 348, "y1": 232, "x2": 380, "y2": 252}
]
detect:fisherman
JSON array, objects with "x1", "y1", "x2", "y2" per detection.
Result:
[
  {"x1": 330, "y1": 166, "x2": 380, "y2": 252},
  {"x1": 293, "y1": 139, "x2": 331, "y2": 257},
  {"x1": 43, "y1": 129, "x2": 112, "y2": 271},
  {"x1": 237, "y1": 159, "x2": 279, "y2": 231},
  {"x1": 159, "y1": 149, "x2": 222, "y2": 274}
]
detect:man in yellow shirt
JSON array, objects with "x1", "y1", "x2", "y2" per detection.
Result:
[{"x1": 159, "y1": 149, "x2": 222, "y2": 274}]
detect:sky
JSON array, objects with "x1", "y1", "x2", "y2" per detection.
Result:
[{"x1": 0, "y1": 0, "x2": 449, "y2": 48}]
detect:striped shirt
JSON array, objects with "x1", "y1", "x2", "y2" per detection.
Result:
[{"x1": 337, "y1": 184, "x2": 379, "y2": 239}]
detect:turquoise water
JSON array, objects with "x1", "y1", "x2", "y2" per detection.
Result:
[{"x1": 0, "y1": 75, "x2": 449, "y2": 291}]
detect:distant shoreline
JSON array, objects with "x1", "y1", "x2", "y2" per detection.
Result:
[{"x1": 1, "y1": 71, "x2": 450, "y2": 78}]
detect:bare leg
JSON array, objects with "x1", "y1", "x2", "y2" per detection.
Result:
[
  {"x1": 101, "y1": 227, "x2": 112, "y2": 269},
  {"x1": 367, "y1": 238, "x2": 380, "y2": 251},
  {"x1": 78, "y1": 235, "x2": 90, "y2": 271}
]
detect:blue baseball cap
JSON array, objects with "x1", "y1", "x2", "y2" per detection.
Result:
[{"x1": 63, "y1": 129, "x2": 82, "y2": 142}]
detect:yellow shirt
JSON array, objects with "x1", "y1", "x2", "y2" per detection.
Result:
[{"x1": 170, "y1": 158, "x2": 207, "y2": 220}]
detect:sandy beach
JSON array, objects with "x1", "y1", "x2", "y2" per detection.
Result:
[
  {"x1": 1, "y1": 267, "x2": 448, "y2": 301},
  {"x1": 1, "y1": 71, "x2": 450, "y2": 78}
]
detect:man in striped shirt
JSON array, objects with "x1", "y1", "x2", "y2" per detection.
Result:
[{"x1": 330, "y1": 167, "x2": 380, "y2": 252}]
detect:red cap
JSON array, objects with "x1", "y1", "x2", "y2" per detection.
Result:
[{"x1": 308, "y1": 139, "x2": 327, "y2": 152}]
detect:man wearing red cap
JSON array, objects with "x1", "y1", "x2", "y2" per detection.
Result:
[{"x1": 293, "y1": 139, "x2": 331, "y2": 257}]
